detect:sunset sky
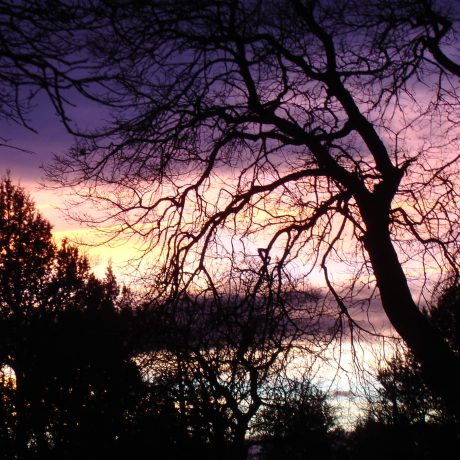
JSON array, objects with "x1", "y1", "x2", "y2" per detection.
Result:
[
  {"x1": 0, "y1": 92, "x2": 390, "y2": 426},
  {"x1": 0, "y1": 88, "x2": 397, "y2": 329},
  {"x1": 0, "y1": 96, "x2": 145, "y2": 280}
]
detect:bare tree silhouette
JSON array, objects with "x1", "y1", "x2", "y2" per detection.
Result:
[
  {"x1": 3, "y1": 0, "x2": 460, "y2": 415},
  {"x1": 137, "y1": 268, "x2": 325, "y2": 460}
]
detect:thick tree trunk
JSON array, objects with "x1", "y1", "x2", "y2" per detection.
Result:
[
  {"x1": 363, "y1": 219, "x2": 460, "y2": 417},
  {"x1": 232, "y1": 424, "x2": 249, "y2": 460}
]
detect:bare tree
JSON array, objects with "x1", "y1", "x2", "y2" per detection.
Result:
[
  {"x1": 137, "y1": 268, "x2": 325, "y2": 460},
  {"x1": 13, "y1": 0, "x2": 458, "y2": 414}
]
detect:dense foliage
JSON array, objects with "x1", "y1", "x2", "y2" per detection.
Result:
[{"x1": 0, "y1": 176, "x2": 187, "y2": 459}]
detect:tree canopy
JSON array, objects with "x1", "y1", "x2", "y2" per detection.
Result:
[{"x1": 0, "y1": 176, "x2": 148, "y2": 459}]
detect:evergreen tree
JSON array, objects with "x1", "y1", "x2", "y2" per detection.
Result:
[{"x1": 0, "y1": 175, "x2": 145, "y2": 459}]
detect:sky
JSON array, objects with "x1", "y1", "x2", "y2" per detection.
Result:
[
  {"x1": 0, "y1": 73, "x2": 403, "y2": 430},
  {"x1": 0, "y1": 95, "x2": 140, "y2": 279},
  {"x1": 0, "y1": 89, "x2": 396, "y2": 302}
]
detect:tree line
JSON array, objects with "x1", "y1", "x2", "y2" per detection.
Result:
[
  {"x1": 1, "y1": 175, "x2": 459, "y2": 459},
  {"x1": 0, "y1": 175, "x2": 334, "y2": 459}
]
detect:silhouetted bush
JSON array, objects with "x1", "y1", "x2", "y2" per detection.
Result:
[{"x1": 253, "y1": 379, "x2": 336, "y2": 460}]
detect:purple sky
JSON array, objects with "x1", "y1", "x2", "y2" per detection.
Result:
[
  {"x1": 0, "y1": 94, "x2": 141, "y2": 278},
  {"x1": 0, "y1": 89, "x2": 110, "y2": 182},
  {"x1": 1, "y1": 102, "x2": 69, "y2": 180}
]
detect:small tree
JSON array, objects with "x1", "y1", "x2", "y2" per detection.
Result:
[
  {"x1": 138, "y1": 269, "x2": 325, "y2": 460},
  {"x1": 430, "y1": 281, "x2": 460, "y2": 356},
  {"x1": 254, "y1": 378, "x2": 335, "y2": 460},
  {"x1": 367, "y1": 350, "x2": 448, "y2": 426},
  {"x1": 0, "y1": 173, "x2": 54, "y2": 316}
]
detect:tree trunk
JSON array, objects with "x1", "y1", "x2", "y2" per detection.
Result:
[
  {"x1": 232, "y1": 424, "x2": 249, "y2": 460},
  {"x1": 363, "y1": 218, "x2": 460, "y2": 417}
]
